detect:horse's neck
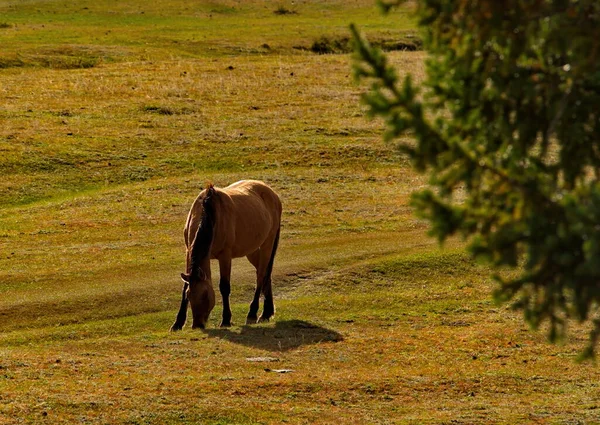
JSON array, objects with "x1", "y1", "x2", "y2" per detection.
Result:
[{"x1": 186, "y1": 249, "x2": 212, "y2": 279}]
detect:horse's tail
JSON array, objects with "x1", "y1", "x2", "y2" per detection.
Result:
[{"x1": 264, "y1": 225, "x2": 280, "y2": 285}]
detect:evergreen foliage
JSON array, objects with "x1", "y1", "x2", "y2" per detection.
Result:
[{"x1": 352, "y1": 0, "x2": 600, "y2": 358}]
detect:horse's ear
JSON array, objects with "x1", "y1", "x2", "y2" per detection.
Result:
[
  {"x1": 203, "y1": 184, "x2": 216, "y2": 215},
  {"x1": 205, "y1": 183, "x2": 215, "y2": 199}
]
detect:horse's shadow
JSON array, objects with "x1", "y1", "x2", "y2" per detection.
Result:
[{"x1": 203, "y1": 319, "x2": 343, "y2": 352}]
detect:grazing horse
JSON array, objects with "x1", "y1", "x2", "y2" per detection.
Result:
[{"x1": 170, "y1": 180, "x2": 282, "y2": 330}]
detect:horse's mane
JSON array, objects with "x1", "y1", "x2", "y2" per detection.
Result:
[{"x1": 189, "y1": 184, "x2": 215, "y2": 280}]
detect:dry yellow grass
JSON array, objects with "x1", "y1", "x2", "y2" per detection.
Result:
[{"x1": 1, "y1": 1, "x2": 600, "y2": 424}]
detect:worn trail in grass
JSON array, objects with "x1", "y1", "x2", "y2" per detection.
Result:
[{"x1": 2, "y1": 249, "x2": 600, "y2": 424}]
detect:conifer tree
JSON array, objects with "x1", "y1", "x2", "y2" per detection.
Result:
[{"x1": 352, "y1": 0, "x2": 600, "y2": 357}]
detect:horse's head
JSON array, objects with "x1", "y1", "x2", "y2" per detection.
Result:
[{"x1": 181, "y1": 272, "x2": 215, "y2": 329}]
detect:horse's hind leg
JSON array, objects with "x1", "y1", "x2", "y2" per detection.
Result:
[
  {"x1": 246, "y1": 250, "x2": 262, "y2": 324},
  {"x1": 246, "y1": 230, "x2": 279, "y2": 324},
  {"x1": 259, "y1": 272, "x2": 275, "y2": 323},
  {"x1": 259, "y1": 229, "x2": 279, "y2": 323}
]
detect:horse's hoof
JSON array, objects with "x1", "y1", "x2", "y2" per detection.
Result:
[
  {"x1": 257, "y1": 315, "x2": 272, "y2": 323},
  {"x1": 219, "y1": 321, "x2": 232, "y2": 328},
  {"x1": 245, "y1": 316, "x2": 258, "y2": 325},
  {"x1": 170, "y1": 324, "x2": 182, "y2": 332}
]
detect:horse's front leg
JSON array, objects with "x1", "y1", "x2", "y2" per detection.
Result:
[
  {"x1": 170, "y1": 281, "x2": 189, "y2": 331},
  {"x1": 218, "y1": 257, "x2": 233, "y2": 327}
]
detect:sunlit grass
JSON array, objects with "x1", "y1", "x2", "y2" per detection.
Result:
[
  {"x1": 1, "y1": 0, "x2": 599, "y2": 424},
  {"x1": 0, "y1": 0, "x2": 416, "y2": 63},
  {"x1": 0, "y1": 52, "x2": 425, "y2": 206}
]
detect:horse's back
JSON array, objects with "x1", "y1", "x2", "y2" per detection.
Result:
[
  {"x1": 225, "y1": 179, "x2": 281, "y2": 213},
  {"x1": 225, "y1": 180, "x2": 280, "y2": 202},
  {"x1": 219, "y1": 180, "x2": 281, "y2": 257}
]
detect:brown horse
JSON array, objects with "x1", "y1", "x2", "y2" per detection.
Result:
[{"x1": 170, "y1": 180, "x2": 282, "y2": 331}]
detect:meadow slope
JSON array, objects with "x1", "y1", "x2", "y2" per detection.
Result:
[{"x1": 1, "y1": 1, "x2": 600, "y2": 424}]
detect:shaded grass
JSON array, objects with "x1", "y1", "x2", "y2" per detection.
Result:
[
  {"x1": 273, "y1": 5, "x2": 298, "y2": 16},
  {"x1": 305, "y1": 32, "x2": 422, "y2": 54}
]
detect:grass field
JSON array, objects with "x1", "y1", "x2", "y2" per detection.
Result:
[{"x1": 1, "y1": 1, "x2": 600, "y2": 424}]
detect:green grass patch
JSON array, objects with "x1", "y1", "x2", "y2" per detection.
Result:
[{"x1": 0, "y1": 0, "x2": 417, "y2": 63}]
